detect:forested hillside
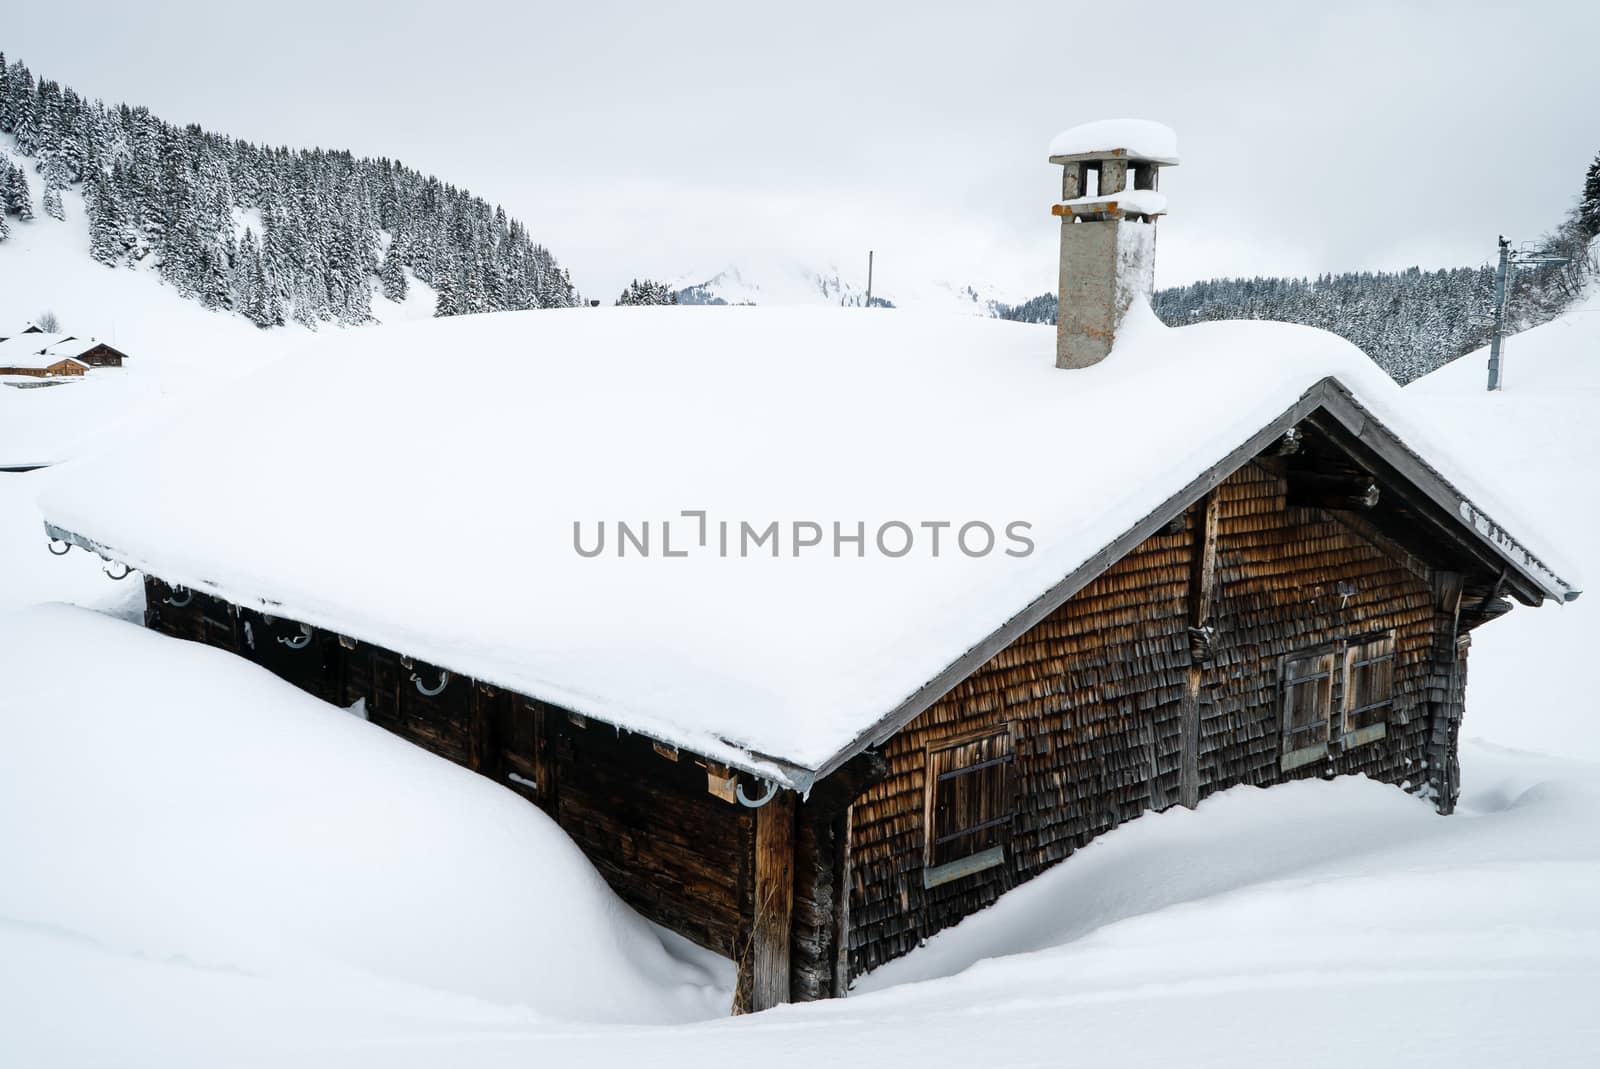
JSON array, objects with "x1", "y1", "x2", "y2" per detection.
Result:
[
  {"x1": 0, "y1": 52, "x2": 578, "y2": 327},
  {"x1": 998, "y1": 153, "x2": 1600, "y2": 383}
]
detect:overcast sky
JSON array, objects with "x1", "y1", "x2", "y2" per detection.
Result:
[{"x1": 11, "y1": 1, "x2": 1600, "y2": 301}]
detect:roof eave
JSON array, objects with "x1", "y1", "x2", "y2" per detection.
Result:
[{"x1": 803, "y1": 377, "x2": 1579, "y2": 785}]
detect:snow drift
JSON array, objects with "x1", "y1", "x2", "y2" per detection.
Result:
[{"x1": 0, "y1": 604, "x2": 730, "y2": 1024}]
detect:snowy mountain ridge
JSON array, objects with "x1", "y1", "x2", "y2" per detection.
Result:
[{"x1": 674, "y1": 258, "x2": 1019, "y2": 317}]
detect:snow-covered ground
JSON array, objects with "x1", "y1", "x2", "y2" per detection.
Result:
[
  {"x1": 1407, "y1": 291, "x2": 1600, "y2": 761},
  {"x1": 2, "y1": 295, "x2": 1598, "y2": 1065},
  {"x1": 0, "y1": 134, "x2": 437, "y2": 467}
]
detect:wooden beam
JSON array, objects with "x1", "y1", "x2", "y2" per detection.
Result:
[
  {"x1": 832, "y1": 805, "x2": 853, "y2": 998},
  {"x1": 750, "y1": 791, "x2": 796, "y2": 1011},
  {"x1": 1180, "y1": 491, "x2": 1220, "y2": 809}
]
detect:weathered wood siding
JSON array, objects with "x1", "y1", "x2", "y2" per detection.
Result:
[
  {"x1": 1199, "y1": 463, "x2": 1435, "y2": 792},
  {"x1": 845, "y1": 460, "x2": 1444, "y2": 980}
]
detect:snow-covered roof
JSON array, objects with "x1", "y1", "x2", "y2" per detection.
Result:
[
  {"x1": 1048, "y1": 119, "x2": 1179, "y2": 164},
  {"x1": 38, "y1": 306, "x2": 1580, "y2": 787},
  {"x1": 0, "y1": 333, "x2": 75, "y2": 361},
  {"x1": 45, "y1": 337, "x2": 113, "y2": 360}
]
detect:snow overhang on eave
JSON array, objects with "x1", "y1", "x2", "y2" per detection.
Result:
[
  {"x1": 1313, "y1": 380, "x2": 1581, "y2": 607},
  {"x1": 38, "y1": 519, "x2": 819, "y2": 795}
]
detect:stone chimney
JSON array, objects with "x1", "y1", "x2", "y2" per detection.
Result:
[{"x1": 1049, "y1": 119, "x2": 1179, "y2": 369}]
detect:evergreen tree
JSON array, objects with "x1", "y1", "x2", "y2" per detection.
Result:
[
  {"x1": 42, "y1": 185, "x2": 63, "y2": 220},
  {"x1": 380, "y1": 241, "x2": 409, "y2": 303},
  {"x1": 616, "y1": 278, "x2": 678, "y2": 305},
  {"x1": 4, "y1": 163, "x2": 33, "y2": 219},
  {"x1": 1579, "y1": 153, "x2": 1600, "y2": 239},
  {"x1": 0, "y1": 51, "x2": 581, "y2": 327}
]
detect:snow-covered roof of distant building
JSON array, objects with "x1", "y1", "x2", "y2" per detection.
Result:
[
  {"x1": 1048, "y1": 119, "x2": 1180, "y2": 164},
  {"x1": 0, "y1": 333, "x2": 76, "y2": 360},
  {"x1": 45, "y1": 337, "x2": 121, "y2": 360},
  {"x1": 37, "y1": 306, "x2": 1580, "y2": 787}
]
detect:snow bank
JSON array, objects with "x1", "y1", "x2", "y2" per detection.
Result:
[
  {"x1": 1048, "y1": 118, "x2": 1179, "y2": 163},
  {"x1": 0, "y1": 604, "x2": 730, "y2": 1025},
  {"x1": 35, "y1": 303, "x2": 1581, "y2": 782},
  {"x1": 0, "y1": 470, "x2": 140, "y2": 617}
]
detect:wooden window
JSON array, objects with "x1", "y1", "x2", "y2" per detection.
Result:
[
  {"x1": 1342, "y1": 632, "x2": 1395, "y2": 748},
  {"x1": 1280, "y1": 648, "x2": 1335, "y2": 771},
  {"x1": 924, "y1": 728, "x2": 1013, "y2": 888}
]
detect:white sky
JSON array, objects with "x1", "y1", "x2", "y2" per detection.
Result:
[{"x1": 11, "y1": 0, "x2": 1600, "y2": 302}]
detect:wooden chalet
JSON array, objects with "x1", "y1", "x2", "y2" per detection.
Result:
[
  {"x1": 38, "y1": 122, "x2": 1581, "y2": 1014},
  {"x1": 0, "y1": 355, "x2": 87, "y2": 378},
  {"x1": 0, "y1": 332, "x2": 127, "y2": 376},
  {"x1": 51, "y1": 338, "x2": 129, "y2": 368}
]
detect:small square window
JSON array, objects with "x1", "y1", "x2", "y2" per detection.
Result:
[
  {"x1": 1342, "y1": 633, "x2": 1395, "y2": 747},
  {"x1": 1281, "y1": 649, "x2": 1335, "y2": 771},
  {"x1": 924, "y1": 729, "x2": 1013, "y2": 887}
]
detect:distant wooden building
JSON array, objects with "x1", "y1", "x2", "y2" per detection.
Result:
[
  {"x1": 52, "y1": 339, "x2": 129, "y2": 368},
  {"x1": 0, "y1": 355, "x2": 88, "y2": 377},
  {"x1": 0, "y1": 332, "x2": 130, "y2": 372},
  {"x1": 41, "y1": 122, "x2": 1581, "y2": 1014}
]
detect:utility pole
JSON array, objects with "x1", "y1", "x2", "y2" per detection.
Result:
[
  {"x1": 865, "y1": 250, "x2": 874, "y2": 309},
  {"x1": 1485, "y1": 235, "x2": 1571, "y2": 391},
  {"x1": 1486, "y1": 237, "x2": 1510, "y2": 391}
]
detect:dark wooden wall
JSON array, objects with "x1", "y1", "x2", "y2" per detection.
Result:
[
  {"x1": 843, "y1": 460, "x2": 1450, "y2": 980},
  {"x1": 142, "y1": 580, "x2": 758, "y2": 993}
]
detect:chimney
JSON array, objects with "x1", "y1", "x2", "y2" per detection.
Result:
[{"x1": 1048, "y1": 119, "x2": 1178, "y2": 369}]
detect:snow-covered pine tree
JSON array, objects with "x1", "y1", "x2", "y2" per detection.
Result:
[
  {"x1": 615, "y1": 278, "x2": 679, "y2": 305},
  {"x1": 4, "y1": 163, "x2": 33, "y2": 219},
  {"x1": 380, "y1": 238, "x2": 409, "y2": 303},
  {"x1": 1579, "y1": 153, "x2": 1600, "y2": 239},
  {"x1": 0, "y1": 52, "x2": 581, "y2": 328},
  {"x1": 42, "y1": 185, "x2": 63, "y2": 220}
]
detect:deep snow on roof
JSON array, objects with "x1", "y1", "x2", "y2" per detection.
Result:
[
  {"x1": 1048, "y1": 119, "x2": 1179, "y2": 164},
  {"x1": 0, "y1": 333, "x2": 75, "y2": 361},
  {"x1": 38, "y1": 305, "x2": 1579, "y2": 783}
]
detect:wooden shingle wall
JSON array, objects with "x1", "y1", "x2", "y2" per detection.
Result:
[
  {"x1": 846, "y1": 460, "x2": 1443, "y2": 981},
  {"x1": 1199, "y1": 462, "x2": 1435, "y2": 793}
]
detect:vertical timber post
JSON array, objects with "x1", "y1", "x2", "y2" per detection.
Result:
[
  {"x1": 750, "y1": 789, "x2": 796, "y2": 1011},
  {"x1": 1180, "y1": 490, "x2": 1221, "y2": 809},
  {"x1": 832, "y1": 804, "x2": 853, "y2": 997},
  {"x1": 1427, "y1": 572, "x2": 1467, "y2": 814}
]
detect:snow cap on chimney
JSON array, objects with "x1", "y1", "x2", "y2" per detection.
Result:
[{"x1": 1049, "y1": 119, "x2": 1178, "y2": 369}]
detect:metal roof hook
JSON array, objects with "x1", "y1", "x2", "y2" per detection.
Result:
[
  {"x1": 163, "y1": 587, "x2": 193, "y2": 608},
  {"x1": 46, "y1": 538, "x2": 71, "y2": 556},
  {"x1": 736, "y1": 777, "x2": 778, "y2": 808},
  {"x1": 103, "y1": 560, "x2": 132, "y2": 581},
  {"x1": 277, "y1": 624, "x2": 313, "y2": 649},
  {"x1": 412, "y1": 669, "x2": 449, "y2": 697}
]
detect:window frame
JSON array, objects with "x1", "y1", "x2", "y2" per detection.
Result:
[
  {"x1": 1280, "y1": 631, "x2": 1400, "y2": 771},
  {"x1": 922, "y1": 725, "x2": 1014, "y2": 889},
  {"x1": 1279, "y1": 645, "x2": 1337, "y2": 772},
  {"x1": 1340, "y1": 631, "x2": 1396, "y2": 749}
]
